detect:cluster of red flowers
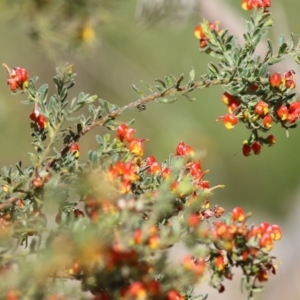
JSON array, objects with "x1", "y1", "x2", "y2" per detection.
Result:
[
  {"x1": 173, "y1": 141, "x2": 211, "y2": 197},
  {"x1": 117, "y1": 123, "x2": 146, "y2": 157},
  {"x1": 211, "y1": 207, "x2": 282, "y2": 252},
  {"x1": 242, "y1": 0, "x2": 271, "y2": 10},
  {"x1": 29, "y1": 108, "x2": 48, "y2": 129},
  {"x1": 2, "y1": 63, "x2": 29, "y2": 92},
  {"x1": 108, "y1": 161, "x2": 139, "y2": 194},
  {"x1": 146, "y1": 156, "x2": 170, "y2": 178},
  {"x1": 182, "y1": 255, "x2": 206, "y2": 282},
  {"x1": 205, "y1": 207, "x2": 282, "y2": 291},
  {"x1": 217, "y1": 69, "x2": 298, "y2": 156},
  {"x1": 270, "y1": 70, "x2": 296, "y2": 91},
  {"x1": 29, "y1": 107, "x2": 80, "y2": 158},
  {"x1": 194, "y1": 21, "x2": 220, "y2": 49}
]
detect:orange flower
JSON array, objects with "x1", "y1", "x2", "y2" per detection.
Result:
[
  {"x1": 222, "y1": 114, "x2": 238, "y2": 129},
  {"x1": 263, "y1": 115, "x2": 273, "y2": 128}
]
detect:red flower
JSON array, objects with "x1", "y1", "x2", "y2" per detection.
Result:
[
  {"x1": 70, "y1": 143, "x2": 80, "y2": 158},
  {"x1": 263, "y1": 115, "x2": 273, "y2": 128},
  {"x1": 148, "y1": 162, "x2": 161, "y2": 175},
  {"x1": 270, "y1": 72, "x2": 281, "y2": 87},
  {"x1": 166, "y1": 289, "x2": 184, "y2": 300},
  {"x1": 284, "y1": 70, "x2": 295, "y2": 81},
  {"x1": 231, "y1": 207, "x2": 245, "y2": 222},
  {"x1": 257, "y1": 269, "x2": 269, "y2": 282},
  {"x1": 146, "y1": 155, "x2": 156, "y2": 166},
  {"x1": 255, "y1": 101, "x2": 269, "y2": 116},
  {"x1": 214, "y1": 255, "x2": 225, "y2": 271},
  {"x1": 276, "y1": 105, "x2": 289, "y2": 121},
  {"x1": 36, "y1": 114, "x2": 47, "y2": 129},
  {"x1": 242, "y1": 143, "x2": 251, "y2": 157},
  {"x1": 133, "y1": 229, "x2": 143, "y2": 245},
  {"x1": 251, "y1": 141, "x2": 261, "y2": 155},
  {"x1": 242, "y1": 0, "x2": 271, "y2": 10},
  {"x1": 194, "y1": 25, "x2": 205, "y2": 39},
  {"x1": 259, "y1": 233, "x2": 274, "y2": 251},
  {"x1": 288, "y1": 101, "x2": 300, "y2": 114},
  {"x1": 29, "y1": 109, "x2": 40, "y2": 122},
  {"x1": 3, "y1": 64, "x2": 29, "y2": 92},
  {"x1": 175, "y1": 141, "x2": 195, "y2": 157},
  {"x1": 194, "y1": 22, "x2": 220, "y2": 49},
  {"x1": 161, "y1": 167, "x2": 171, "y2": 179},
  {"x1": 283, "y1": 70, "x2": 296, "y2": 89},
  {"x1": 222, "y1": 93, "x2": 240, "y2": 113},
  {"x1": 267, "y1": 224, "x2": 282, "y2": 241},
  {"x1": 126, "y1": 282, "x2": 147, "y2": 299},
  {"x1": 259, "y1": 222, "x2": 270, "y2": 233},
  {"x1": 116, "y1": 123, "x2": 136, "y2": 142},
  {"x1": 266, "y1": 135, "x2": 276, "y2": 145},
  {"x1": 189, "y1": 160, "x2": 202, "y2": 179},
  {"x1": 129, "y1": 139, "x2": 145, "y2": 157},
  {"x1": 222, "y1": 114, "x2": 238, "y2": 129},
  {"x1": 188, "y1": 214, "x2": 200, "y2": 227},
  {"x1": 222, "y1": 92, "x2": 236, "y2": 105},
  {"x1": 74, "y1": 209, "x2": 85, "y2": 219}
]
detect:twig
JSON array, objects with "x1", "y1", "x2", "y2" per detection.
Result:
[{"x1": 51, "y1": 76, "x2": 231, "y2": 166}]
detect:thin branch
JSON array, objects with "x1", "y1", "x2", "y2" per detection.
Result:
[{"x1": 51, "y1": 76, "x2": 231, "y2": 165}]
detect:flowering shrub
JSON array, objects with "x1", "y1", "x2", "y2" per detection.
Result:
[{"x1": 0, "y1": 2, "x2": 294, "y2": 300}]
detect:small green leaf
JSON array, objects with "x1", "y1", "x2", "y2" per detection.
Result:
[
  {"x1": 27, "y1": 80, "x2": 36, "y2": 96},
  {"x1": 127, "y1": 118, "x2": 135, "y2": 125},
  {"x1": 103, "y1": 100, "x2": 110, "y2": 113},
  {"x1": 121, "y1": 106, "x2": 131, "y2": 114},
  {"x1": 16, "y1": 162, "x2": 24, "y2": 176},
  {"x1": 258, "y1": 63, "x2": 268, "y2": 77},
  {"x1": 132, "y1": 84, "x2": 145, "y2": 97},
  {"x1": 295, "y1": 55, "x2": 300, "y2": 65},
  {"x1": 155, "y1": 78, "x2": 166, "y2": 88},
  {"x1": 251, "y1": 286, "x2": 264, "y2": 294},
  {"x1": 88, "y1": 150, "x2": 99, "y2": 164},
  {"x1": 207, "y1": 63, "x2": 219, "y2": 76},
  {"x1": 48, "y1": 95, "x2": 57, "y2": 112},
  {"x1": 70, "y1": 97, "x2": 77, "y2": 109},
  {"x1": 68, "y1": 103, "x2": 85, "y2": 114},
  {"x1": 60, "y1": 87, "x2": 68, "y2": 102},
  {"x1": 85, "y1": 95, "x2": 98, "y2": 104},
  {"x1": 268, "y1": 57, "x2": 283, "y2": 65},
  {"x1": 103, "y1": 119, "x2": 121, "y2": 130},
  {"x1": 53, "y1": 77, "x2": 60, "y2": 88},
  {"x1": 279, "y1": 34, "x2": 286, "y2": 46},
  {"x1": 87, "y1": 104, "x2": 96, "y2": 114},
  {"x1": 37, "y1": 84, "x2": 48, "y2": 95},
  {"x1": 77, "y1": 92, "x2": 88, "y2": 104},
  {"x1": 209, "y1": 51, "x2": 224, "y2": 60},
  {"x1": 278, "y1": 42, "x2": 288, "y2": 55},
  {"x1": 140, "y1": 80, "x2": 155, "y2": 93},
  {"x1": 96, "y1": 135, "x2": 103, "y2": 145},
  {"x1": 155, "y1": 85, "x2": 164, "y2": 92},
  {"x1": 20, "y1": 99, "x2": 35, "y2": 105},
  {"x1": 155, "y1": 98, "x2": 177, "y2": 104},
  {"x1": 189, "y1": 68, "x2": 195, "y2": 82}
]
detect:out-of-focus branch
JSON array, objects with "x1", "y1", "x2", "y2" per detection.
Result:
[{"x1": 136, "y1": 0, "x2": 198, "y2": 26}]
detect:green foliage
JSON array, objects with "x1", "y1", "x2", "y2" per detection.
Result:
[{"x1": 0, "y1": 4, "x2": 290, "y2": 300}]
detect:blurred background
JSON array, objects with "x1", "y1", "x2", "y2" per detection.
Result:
[{"x1": 0, "y1": 0, "x2": 300, "y2": 299}]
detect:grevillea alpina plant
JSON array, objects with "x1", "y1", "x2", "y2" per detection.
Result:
[{"x1": 0, "y1": 2, "x2": 294, "y2": 300}]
